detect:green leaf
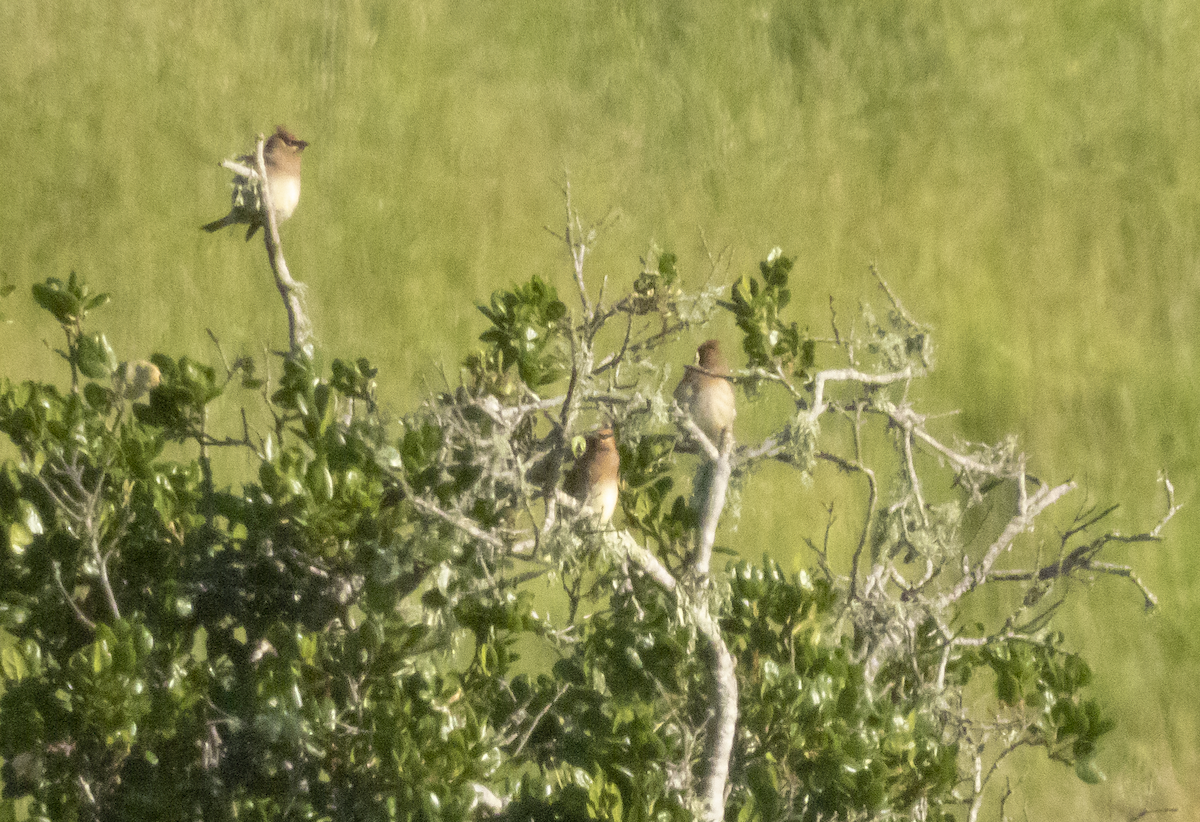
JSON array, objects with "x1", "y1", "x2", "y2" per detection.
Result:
[
  {"x1": 92, "y1": 633, "x2": 114, "y2": 674},
  {"x1": 85, "y1": 292, "x2": 112, "y2": 311},
  {"x1": 77, "y1": 332, "x2": 118, "y2": 379},
  {"x1": 32, "y1": 279, "x2": 81, "y2": 324},
  {"x1": 8, "y1": 499, "x2": 43, "y2": 554},
  {"x1": 307, "y1": 458, "x2": 334, "y2": 502},
  {"x1": 112, "y1": 633, "x2": 137, "y2": 674},
  {"x1": 1, "y1": 646, "x2": 28, "y2": 681},
  {"x1": 83, "y1": 380, "x2": 111, "y2": 411},
  {"x1": 1074, "y1": 757, "x2": 1105, "y2": 784}
]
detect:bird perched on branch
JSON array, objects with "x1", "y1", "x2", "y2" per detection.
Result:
[
  {"x1": 202, "y1": 126, "x2": 308, "y2": 241},
  {"x1": 114, "y1": 360, "x2": 161, "y2": 402},
  {"x1": 563, "y1": 428, "x2": 620, "y2": 525},
  {"x1": 675, "y1": 339, "x2": 737, "y2": 446}
]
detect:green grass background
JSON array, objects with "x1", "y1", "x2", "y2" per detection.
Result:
[{"x1": 2, "y1": 0, "x2": 1197, "y2": 817}]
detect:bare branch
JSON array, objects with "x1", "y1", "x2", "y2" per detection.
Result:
[
  {"x1": 990, "y1": 546, "x2": 1161, "y2": 610},
  {"x1": 900, "y1": 423, "x2": 929, "y2": 529},
  {"x1": 693, "y1": 431, "x2": 734, "y2": 581},
  {"x1": 696, "y1": 606, "x2": 737, "y2": 822},
  {"x1": 254, "y1": 135, "x2": 313, "y2": 357},
  {"x1": 612, "y1": 530, "x2": 677, "y2": 593},
  {"x1": 673, "y1": 402, "x2": 722, "y2": 463},
  {"x1": 508, "y1": 682, "x2": 570, "y2": 759},
  {"x1": 220, "y1": 159, "x2": 256, "y2": 178},
  {"x1": 967, "y1": 735, "x2": 1035, "y2": 822},
  {"x1": 939, "y1": 481, "x2": 1076, "y2": 608},
  {"x1": 870, "y1": 263, "x2": 930, "y2": 334},
  {"x1": 37, "y1": 456, "x2": 123, "y2": 623},
  {"x1": 1129, "y1": 807, "x2": 1181, "y2": 821},
  {"x1": 399, "y1": 480, "x2": 508, "y2": 552},
  {"x1": 52, "y1": 561, "x2": 96, "y2": 631},
  {"x1": 1151, "y1": 473, "x2": 1182, "y2": 538},
  {"x1": 808, "y1": 366, "x2": 923, "y2": 418}
]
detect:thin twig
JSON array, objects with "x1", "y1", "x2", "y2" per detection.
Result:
[{"x1": 870, "y1": 264, "x2": 929, "y2": 333}]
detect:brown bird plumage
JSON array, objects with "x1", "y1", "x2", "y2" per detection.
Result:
[
  {"x1": 563, "y1": 428, "x2": 620, "y2": 525},
  {"x1": 114, "y1": 360, "x2": 161, "y2": 402},
  {"x1": 674, "y1": 340, "x2": 737, "y2": 445},
  {"x1": 202, "y1": 126, "x2": 308, "y2": 241}
]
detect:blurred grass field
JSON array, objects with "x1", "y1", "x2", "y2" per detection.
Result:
[{"x1": 2, "y1": 0, "x2": 1198, "y2": 817}]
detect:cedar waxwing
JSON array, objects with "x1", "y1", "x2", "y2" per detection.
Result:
[
  {"x1": 563, "y1": 428, "x2": 620, "y2": 525},
  {"x1": 674, "y1": 339, "x2": 737, "y2": 444},
  {"x1": 202, "y1": 126, "x2": 308, "y2": 241},
  {"x1": 115, "y1": 360, "x2": 161, "y2": 402}
]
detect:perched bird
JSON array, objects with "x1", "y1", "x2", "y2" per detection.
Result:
[
  {"x1": 114, "y1": 360, "x2": 161, "y2": 402},
  {"x1": 674, "y1": 339, "x2": 737, "y2": 445},
  {"x1": 563, "y1": 428, "x2": 620, "y2": 525},
  {"x1": 202, "y1": 126, "x2": 308, "y2": 240}
]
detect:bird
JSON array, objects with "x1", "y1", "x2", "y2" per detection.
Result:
[
  {"x1": 201, "y1": 126, "x2": 308, "y2": 241},
  {"x1": 674, "y1": 339, "x2": 737, "y2": 446},
  {"x1": 562, "y1": 428, "x2": 620, "y2": 525},
  {"x1": 114, "y1": 360, "x2": 161, "y2": 402}
]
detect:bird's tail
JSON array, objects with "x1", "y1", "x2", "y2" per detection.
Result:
[
  {"x1": 201, "y1": 215, "x2": 261, "y2": 240},
  {"x1": 200, "y1": 215, "x2": 232, "y2": 233}
]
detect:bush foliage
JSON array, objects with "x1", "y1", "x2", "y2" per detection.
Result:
[{"x1": 0, "y1": 228, "x2": 1171, "y2": 822}]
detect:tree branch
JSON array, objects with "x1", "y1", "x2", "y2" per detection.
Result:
[
  {"x1": 939, "y1": 481, "x2": 1076, "y2": 608},
  {"x1": 254, "y1": 135, "x2": 313, "y2": 357},
  {"x1": 808, "y1": 365, "x2": 922, "y2": 419},
  {"x1": 696, "y1": 606, "x2": 737, "y2": 822},
  {"x1": 693, "y1": 431, "x2": 734, "y2": 580},
  {"x1": 52, "y1": 560, "x2": 96, "y2": 631}
]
